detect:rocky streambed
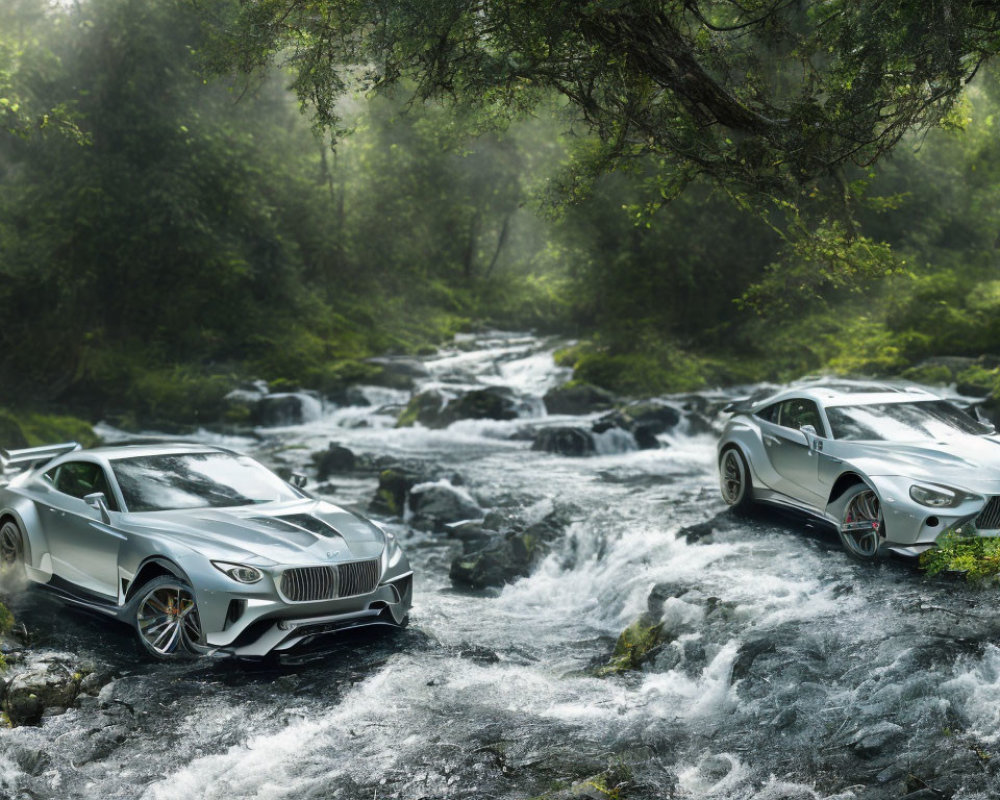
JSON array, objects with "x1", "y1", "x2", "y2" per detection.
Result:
[{"x1": 2, "y1": 332, "x2": 1000, "y2": 799}]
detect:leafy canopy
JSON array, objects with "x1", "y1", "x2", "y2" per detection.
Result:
[{"x1": 198, "y1": 1, "x2": 1000, "y2": 202}]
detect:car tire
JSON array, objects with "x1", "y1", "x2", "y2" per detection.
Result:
[
  {"x1": 719, "y1": 447, "x2": 755, "y2": 514},
  {"x1": 838, "y1": 483, "x2": 883, "y2": 562},
  {"x1": 0, "y1": 519, "x2": 26, "y2": 581},
  {"x1": 130, "y1": 575, "x2": 204, "y2": 660}
]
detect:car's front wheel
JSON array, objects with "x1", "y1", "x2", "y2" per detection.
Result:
[
  {"x1": 131, "y1": 575, "x2": 204, "y2": 659},
  {"x1": 719, "y1": 447, "x2": 755, "y2": 514},
  {"x1": 838, "y1": 484, "x2": 883, "y2": 562}
]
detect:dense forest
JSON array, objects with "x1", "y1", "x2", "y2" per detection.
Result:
[{"x1": 4, "y1": 0, "x2": 1000, "y2": 427}]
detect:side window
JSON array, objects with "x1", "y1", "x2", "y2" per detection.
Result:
[
  {"x1": 51, "y1": 462, "x2": 119, "y2": 511},
  {"x1": 777, "y1": 399, "x2": 824, "y2": 434},
  {"x1": 755, "y1": 403, "x2": 780, "y2": 423}
]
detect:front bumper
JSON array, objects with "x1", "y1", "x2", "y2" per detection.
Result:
[{"x1": 196, "y1": 569, "x2": 413, "y2": 657}]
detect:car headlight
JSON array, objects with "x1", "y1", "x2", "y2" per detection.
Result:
[
  {"x1": 212, "y1": 561, "x2": 263, "y2": 583},
  {"x1": 908, "y1": 484, "x2": 969, "y2": 508},
  {"x1": 382, "y1": 529, "x2": 404, "y2": 569}
]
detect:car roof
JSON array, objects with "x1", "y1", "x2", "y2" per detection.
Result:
[
  {"x1": 81, "y1": 443, "x2": 232, "y2": 461},
  {"x1": 752, "y1": 382, "x2": 939, "y2": 411}
]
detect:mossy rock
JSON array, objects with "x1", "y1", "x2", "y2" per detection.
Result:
[
  {"x1": 0, "y1": 604, "x2": 14, "y2": 636},
  {"x1": 0, "y1": 409, "x2": 98, "y2": 450},
  {"x1": 531, "y1": 766, "x2": 632, "y2": 799},
  {"x1": 369, "y1": 467, "x2": 426, "y2": 516},
  {"x1": 543, "y1": 383, "x2": 617, "y2": 415},
  {"x1": 397, "y1": 391, "x2": 446, "y2": 428},
  {"x1": 598, "y1": 613, "x2": 667, "y2": 675},
  {"x1": 900, "y1": 364, "x2": 956, "y2": 386}
]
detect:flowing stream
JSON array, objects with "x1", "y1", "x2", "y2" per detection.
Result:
[{"x1": 2, "y1": 332, "x2": 1000, "y2": 800}]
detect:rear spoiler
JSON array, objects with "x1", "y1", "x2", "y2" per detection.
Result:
[
  {"x1": 1, "y1": 441, "x2": 81, "y2": 473},
  {"x1": 722, "y1": 389, "x2": 775, "y2": 415}
]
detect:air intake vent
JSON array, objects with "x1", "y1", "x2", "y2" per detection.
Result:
[
  {"x1": 280, "y1": 559, "x2": 381, "y2": 602},
  {"x1": 976, "y1": 497, "x2": 1000, "y2": 530},
  {"x1": 276, "y1": 514, "x2": 342, "y2": 538}
]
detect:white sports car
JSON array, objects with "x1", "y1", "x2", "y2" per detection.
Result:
[
  {"x1": 0, "y1": 442, "x2": 412, "y2": 659},
  {"x1": 718, "y1": 382, "x2": 998, "y2": 560}
]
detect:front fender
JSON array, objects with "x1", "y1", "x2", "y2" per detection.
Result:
[{"x1": 826, "y1": 474, "x2": 982, "y2": 547}]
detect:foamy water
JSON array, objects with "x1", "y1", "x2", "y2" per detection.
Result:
[{"x1": 4, "y1": 332, "x2": 1000, "y2": 800}]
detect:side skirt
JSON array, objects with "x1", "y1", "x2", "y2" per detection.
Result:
[{"x1": 33, "y1": 576, "x2": 124, "y2": 619}]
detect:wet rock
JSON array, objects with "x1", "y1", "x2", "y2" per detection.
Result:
[
  {"x1": 446, "y1": 387, "x2": 520, "y2": 422},
  {"x1": 253, "y1": 393, "x2": 319, "y2": 427},
  {"x1": 543, "y1": 383, "x2": 617, "y2": 415},
  {"x1": 851, "y1": 721, "x2": 905, "y2": 758},
  {"x1": 449, "y1": 505, "x2": 571, "y2": 589},
  {"x1": 683, "y1": 412, "x2": 716, "y2": 436},
  {"x1": 731, "y1": 637, "x2": 778, "y2": 682},
  {"x1": 369, "y1": 465, "x2": 429, "y2": 516},
  {"x1": 621, "y1": 401, "x2": 681, "y2": 433},
  {"x1": 536, "y1": 766, "x2": 632, "y2": 799},
  {"x1": 408, "y1": 481, "x2": 483, "y2": 531},
  {"x1": 599, "y1": 613, "x2": 667, "y2": 675},
  {"x1": 532, "y1": 427, "x2": 595, "y2": 457},
  {"x1": 397, "y1": 390, "x2": 448, "y2": 428},
  {"x1": 449, "y1": 532, "x2": 537, "y2": 588},
  {"x1": 632, "y1": 423, "x2": 661, "y2": 450},
  {"x1": 458, "y1": 645, "x2": 500, "y2": 664},
  {"x1": 398, "y1": 387, "x2": 520, "y2": 428},
  {"x1": 4, "y1": 659, "x2": 83, "y2": 725},
  {"x1": 10, "y1": 744, "x2": 50, "y2": 776},
  {"x1": 366, "y1": 356, "x2": 430, "y2": 389},
  {"x1": 313, "y1": 443, "x2": 357, "y2": 479}
]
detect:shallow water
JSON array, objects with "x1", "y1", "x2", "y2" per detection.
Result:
[{"x1": 2, "y1": 332, "x2": 1000, "y2": 800}]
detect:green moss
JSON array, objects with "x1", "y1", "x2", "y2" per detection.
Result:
[
  {"x1": 125, "y1": 367, "x2": 235, "y2": 427},
  {"x1": 0, "y1": 603, "x2": 14, "y2": 635},
  {"x1": 598, "y1": 614, "x2": 666, "y2": 675},
  {"x1": 553, "y1": 345, "x2": 584, "y2": 369},
  {"x1": 19, "y1": 413, "x2": 100, "y2": 449},
  {"x1": 920, "y1": 529, "x2": 1000, "y2": 582},
  {"x1": 0, "y1": 408, "x2": 98, "y2": 450}
]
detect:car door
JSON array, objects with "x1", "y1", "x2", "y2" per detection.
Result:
[
  {"x1": 760, "y1": 398, "x2": 827, "y2": 506},
  {"x1": 39, "y1": 460, "x2": 124, "y2": 599}
]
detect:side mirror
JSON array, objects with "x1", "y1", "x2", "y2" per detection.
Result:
[
  {"x1": 800, "y1": 424, "x2": 824, "y2": 452},
  {"x1": 290, "y1": 472, "x2": 308, "y2": 489},
  {"x1": 84, "y1": 491, "x2": 112, "y2": 524}
]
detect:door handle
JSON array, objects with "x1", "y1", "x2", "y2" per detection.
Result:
[{"x1": 763, "y1": 434, "x2": 779, "y2": 446}]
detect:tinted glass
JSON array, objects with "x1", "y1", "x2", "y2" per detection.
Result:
[
  {"x1": 755, "y1": 403, "x2": 779, "y2": 423},
  {"x1": 826, "y1": 400, "x2": 991, "y2": 441},
  {"x1": 52, "y1": 461, "x2": 119, "y2": 511},
  {"x1": 778, "y1": 399, "x2": 824, "y2": 433},
  {"x1": 112, "y1": 452, "x2": 299, "y2": 512}
]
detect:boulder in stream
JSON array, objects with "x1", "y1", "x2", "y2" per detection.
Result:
[
  {"x1": 408, "y1": 481, "x2": 483, "y2": 531},
  {"x1": 543, "y1": 383, "x2": 617, "y2": 415},
  {"x1": 3, "y1": 657, "x2": 85, "y2": 726},
  {"x1": 531, "y1": 427, "x2": 596, "y2": 456},
  {"x1": 369, "y1": 465, "x2": 429, "y2": 516},
  {"x1": 398, "y1": 386, "x2": 521, "y2": 429},
  {"x1": 313, "y1": 443, "x2": 357, "y2": 478}
]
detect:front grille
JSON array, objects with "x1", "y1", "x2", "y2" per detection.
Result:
[
  {"x1": 977, "y1": 497, "x2": 1000, "y2": 530},
  {"x1": 338, "y1": 559, "x2": 381, "y2": 597},
  {"x1": 281, "y1": 566, "x2": 338, "y2": 602},
  {"x1": 280, "y1": 559, "x2": 381, "y2": 602}
]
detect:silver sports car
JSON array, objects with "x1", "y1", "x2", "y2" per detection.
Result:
[
  {"x1": 0, "y1": 442, "x2": 412, "y2": 658},
  {"x1": 718, "y1": 381, "x2": 1000, "y2": 561}
]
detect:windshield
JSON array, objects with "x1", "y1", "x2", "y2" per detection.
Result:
[
  {"x1": 111, "y1": 452, "x2": 300, "y2": 512},
  {"x1": 825, "y1": 400, "x2": 991, "y2": 441}
]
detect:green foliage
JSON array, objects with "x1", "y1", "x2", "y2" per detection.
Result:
[
  {"x1": 0, "y1": 408, "x2": 98, "y2": 449},
  {"x1": 921, "y1": 531, "x2": 1000, "y2": 583},
  {"x1": 0, "y1": 603, "x2": 14, "y2": 636}
]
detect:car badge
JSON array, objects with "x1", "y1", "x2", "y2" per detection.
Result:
[{"x1": 327, "y1": 550, "x2": 339, "y2": 559}]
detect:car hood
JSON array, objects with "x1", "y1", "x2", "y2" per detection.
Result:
[
  {"x1": 843, "y1": 435, "x2": 1000, "y2": 493},
  {"x1": 118, "y1": 499, "x2": 386, "y2": 566}
]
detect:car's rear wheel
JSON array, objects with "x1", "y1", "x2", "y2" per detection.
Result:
[
  {"x1": 839, "y1": 484, "x2": 883, "y2": 562},
  {"x1": 720, "y1": 447, "x2": 755, "y2": 513},
  {"x1": 0, "y1": 519, "x2": 25, "y2": 579},
  {"x1": 132, "y1": 575, "x2": 204, "y2": 659}
]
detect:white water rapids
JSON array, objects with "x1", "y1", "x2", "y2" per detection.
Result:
[{"x1": 2, "y1": 331, "x2": 1000, "y2": 800}]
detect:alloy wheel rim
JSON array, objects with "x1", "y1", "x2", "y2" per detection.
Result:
[
  {"x1": 722, "y1": 451, "x2": 744, "y2": 504},
  {"x1": 137, "y1": 585, "x2": 202, "y2": 655},
  {"x1": 841, "y1": 489, "x2": 882, "y2": 558},
  {"x1": 0, "y1": 523, "x2": 20, "y2": 569}
]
